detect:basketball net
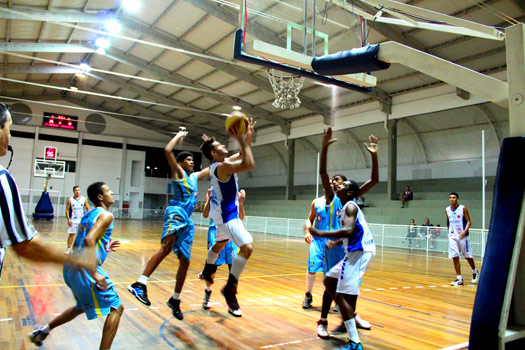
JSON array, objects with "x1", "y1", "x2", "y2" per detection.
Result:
[{"x1": 268, "y1": 69, "x2": 304, "y2": 109}]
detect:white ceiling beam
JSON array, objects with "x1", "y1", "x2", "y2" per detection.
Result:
[
  {"x1": 378, "y1": 41, "x2": 508, "y2": 107},
  {"x1": 0, "y1": 6, "x2": 110, "y2": 23},
  {"x1": 401, "y1": 119, "x2": 428, "y2": 163},
  {"x1": 343, "y1": 130, "x2": 368, "y2": 168},
  {"x1": 0, "y1": 43, "x2": 94, "y2": 53},
  {"x1": 474, "y1": 105, "x2": 501, "y2": 150},
  {"x1": 0, "y1": 66, "x2": 81, "y2": 74}
]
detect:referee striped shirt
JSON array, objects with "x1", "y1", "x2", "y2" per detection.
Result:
[{"x1": 0, "y1": 165, "x2": 36, "y2": 248}]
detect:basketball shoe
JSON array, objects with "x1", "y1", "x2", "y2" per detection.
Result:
[
  {"x1": 28, "y1": 328, "x2": 49, "y2": 346},
  {"x1": 472, "y1": 270, "x2": 479, "y2": 284},
  {"x1": 202, "y1": 289, "x2": 212, "y2": 310},
  {"x1": 167, "y1": 297, "x2": 184, "y2": 320},
  {"x1": 128, "y1": 282, "x2": 151, "y2": 306},
  {"x1": 317, "y1": 319, "x2": 329, "y2": 339},
  {"x1": 336, "y1": 340, "x2": 363, "y2": 350},
  {"x1": 450, "y1": 278, "x2": 464, "y2": 286},
  {"x1": 302, "y1": 292, "x2": 313, "y2": 309},
  {"x1": 221, "y1": 284, "x2": 242, "y2": 317}
]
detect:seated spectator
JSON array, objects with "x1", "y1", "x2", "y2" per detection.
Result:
[
  {"x1": 401, "y1": 185, "x2": 413, "y2": 208},
  {"x1": 429, "y1": 224, "x2": 442, "y2": 249},
  {"x1": 418, "y1": 217, "x2": 433, "y2": 249},
  {"x1": 402, "y1": 219, "x2": 417, "y2": 247}
]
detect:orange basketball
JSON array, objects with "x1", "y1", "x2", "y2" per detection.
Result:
[{"x1": 225, "y1": 111, "x2": 248, "y2": 136}]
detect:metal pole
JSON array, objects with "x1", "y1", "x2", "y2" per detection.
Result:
[
  {"x1": 238, "y1": 0, "x2": 245, "y2": 30},
  {"x1": 303, "y1": 0, "x2": 308, "y2": 55},
  {"x1": 482, "y1": 130, "x2": 486, "y2": 233},
  {"x1": 316, "y1": 152, "x2": 320, "y2": 198},
  {"x1": 312, "y1": 0, "x2": 316, "y2": 56}
]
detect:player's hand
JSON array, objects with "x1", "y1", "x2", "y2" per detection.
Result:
[
  {"x1": 326, "y1": 240, "x2": 337, "y2": 250},
  {"x1": 70, "y1": 247, "x2": 97, "y2": 272},
  {"x1": 176, "y1": 127, "x2": 188, "y2": 139},
  {"x1": 245, "y1": 118, "x2": 256, "y2": 145},
  {"x1": 458, "y1": 231, "x2": 467, "y2": 240},
  {"x1": 322, "y1": 127, "x2": 337, "y2": 148},
  {"x1": 304, "y1": 232, "x2": 312, "y2": 244},
  {"x1": 94, "y1": 272, "x2": 108, "y2": 291},
  {"x1": 308, "y1": 226, "x2": 320, "y2": 237},
  {"x1": 109, "y1": 240, "x2": 121, "y2": 252},
  {"x1": 229, "y1": 125, "x2": 244, "y2": 144},
  {"x1": 68, "y1": 219, "x2": 72, "y2": 227},
  {"x1": 365, "y1": 134, "x2": 378, "y2": 154},
  {"x1": 238, "y1": 189, "x2": 246, "y2": 203}
]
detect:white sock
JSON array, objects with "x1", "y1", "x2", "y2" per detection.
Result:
[
  {"x1": 306, "y1": 273, "x2": 316, "y2": 294},
  {"x1": 473, "y1": 269, "x2": 479, "y2": 274},
  {"x1": 173, "y1": 292, "x2": 180, "y2": 300},
  {"x1": 206, "y1": 249, "x2": 219, "y2": 264},
  {"x1": 138, "y1": 275, "x2": 149, "y2": 285},
  {"x1": 230, "y1": 255, "x2": 247, "y2": 280},
  {"x1": 205, "y1": 286, "x2": 212, "y2": 292},
  {"x1": 457, "y1": 275, "x2": 463, "y2": 280},
  {"x1": 41, "y1": 324, "x2": 51, "y2": 334},
  {"x1": 345, "y1": 318, "x2": 360, "y2": 344}
]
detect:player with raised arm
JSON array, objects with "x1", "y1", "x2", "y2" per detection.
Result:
[
  {"x1": 128, "y1": 128, "x2": 210, "y2": 320},
  {"x1": 29, "y1": 182, "x2": 123, "y2": 349},
  {"x1": 198, "y1": 118, "x2": 255, "y2": 317},
  {"x1": 309, "y1": 127, "x2": 377, "y2": 350},
  {"x1": 65, "y1": 186, "x2": 90, "y2": 254}
]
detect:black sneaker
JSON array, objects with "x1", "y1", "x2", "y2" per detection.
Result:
[
  {"x1": 128, "y1": 282, "x2": 151, "y2": 306},
  {"x1": 302, "y1": 292, "x2": 313, "y2": 309},
  {"x1": 221, "y1": 285, "x2": 242, "y2": 317},
  {"x1": 202, "y1": 289, "x2": 212, "y2": 310},
  {"x1": 28, "y1": 328, "x2": 49, "y2": 346},
  {"x1": 167, "y1": 297, "x2": 184, "y2": 320}
]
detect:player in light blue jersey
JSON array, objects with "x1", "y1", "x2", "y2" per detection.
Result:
[
  {"x1": 308, "y1": 132, "x2": 378, "y2": 340},
  {"x1": 198, "y1": 118, "x2": 255, "y2": 317},
  {"x1": 309, "y1": 127, "x2": 378, "y2": 350},
  {"x1": 199, "y1": 188, "x2": 245, "y2": 309},
  {"x1": 128, "y1": 128, "x2": 210, "y2": 320},
  {"x1": 29, "y1": 182, "x2": 123, "y2": 349}
]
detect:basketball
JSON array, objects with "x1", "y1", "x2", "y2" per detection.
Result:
[{"x1": 225, "y1": 111, "x2": 249, "y2": 136}]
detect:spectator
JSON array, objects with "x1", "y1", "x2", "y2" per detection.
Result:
[
  {"x1": 429, "y1": 224, "x2": 442, "y2": 249},
  {"x1": 402, "y1": 219, "x2": 417, "y2": 247},
  {"x1": 419, "y1": 217, "x2": 433, "y2": 248},
  {"x1": 401, "y1": 185, "x2": 413, "y2": 208},
  {"x1": 356, "y1": 196, "x2": 366, "y2": 209}
]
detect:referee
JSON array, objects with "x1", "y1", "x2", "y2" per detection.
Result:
[{"x1": 0, "y1": 103, "x2": 95, "y2": 281}]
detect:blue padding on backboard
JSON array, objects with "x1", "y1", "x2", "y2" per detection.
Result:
[
  {"x1": 311, "y1": 44, "x2": 390, "y2": 75},
  {"x1": 233, "y1": 29, "x2": 372, "y2": 93},
  {"x1": 469, "y1": 136, "x2": 525, "y2": 349}
]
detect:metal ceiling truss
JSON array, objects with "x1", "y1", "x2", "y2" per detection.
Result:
[
  {"x1": 343, "y1": 129, "x2": 369, "y2": 168},
  {"x1": 474, "y1": 104, "x2": 501, "y2": 149},
  {"x1": 400, "y1": 119, "x2": 429, "y2": 164}
]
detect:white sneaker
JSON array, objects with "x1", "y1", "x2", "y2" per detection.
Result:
[
  {"x1": 317, "y1": 320, "x2": 329, "y2": 339},
  {"x1": 28, "y1": 329, "x2": 49, "y2": 346},
  {"x1": 450, "y1": 279, "x2": 464, "y2": 286},
  {"x1": 472, "y1": 271, "x2": 479, "y2": 284},
  {"x1": 355, "y1": 313, "x2": 371, "y2": 330}
]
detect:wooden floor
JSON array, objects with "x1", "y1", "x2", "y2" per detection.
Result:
[{"x1": 0, "y1": 219, "x2": 481, "y2": 350}]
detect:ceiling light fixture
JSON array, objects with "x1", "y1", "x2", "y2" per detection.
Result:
[
  {"x1": 122, "y1": 0, "x2": 141, "y2": 12},
  {"x1": 95, "y1": 47, "x2": 106, "y2": 55},
  {"x1": 232, "y1": 106, "x2": 242, "y2": 110},
  {"x1": 95, "y1": 37, "x2": 110, "y2": 49},
  {"x1": 105, "y1": 19, "x2": 122, "y2": 33},
  {"x1": 70, "y1": 86, "x2": 78, "y2": 91}
]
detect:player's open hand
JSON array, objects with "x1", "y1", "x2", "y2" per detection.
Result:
[
  {"x1": 326, "y1": 240, "x2": 337, "y2": 250},
  {"x1": 245, "y1": 118, "x2": 256, "y2": 145},
  {"x1": 322, "y1": 127, "x2": 337, "y2": 148},
  {"x1": 109, "y1": 239, "x2": 121, "y2": 252},
  {"x1": 94, "y1": 272, "x2": 108, "y2": 291},
  {"x1": 365, "y1": 134, "x2": 378, "y2": 154},
  {"x1": 238, "y1": 189, "x2": 246, "y2": 203}
]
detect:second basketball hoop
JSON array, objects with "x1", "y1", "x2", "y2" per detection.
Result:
[{"x1": 268, "y1": 69, "x2": 304, "y2": 110}]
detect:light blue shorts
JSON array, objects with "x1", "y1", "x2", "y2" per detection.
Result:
[{"x1": 161, "y1": 206, "x2": 195, "y2": 260}]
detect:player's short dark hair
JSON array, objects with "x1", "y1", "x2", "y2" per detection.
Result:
[
  {"x1": 73, "y1": 185, "x2": 80, "y2": 191},
  {"x1": 344, "y1": 180, "x2": 361, "y2": 200},
  {"x1": 0, "y1": 103, "x2": 9, "y2": 128},
  {"x1": 176, "y1": 151, "x2": 193, "y2": 163},
  {"x1": 200, "y1": 137, "x2": 216, "y2": 161},
  {"x1": 450, "y1": 192, "x2": 459, "y2": 198},
  {"x1": 87, "y1": 182, "x2": 105, "y2": 205},
  {"x1": 332, "y1": 174, "x2": 347, "y2": 181}
]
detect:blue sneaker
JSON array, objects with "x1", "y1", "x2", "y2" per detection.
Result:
[
  {"x1": 336, "y1": 340, "x2": 363, "y2": 350},
  {"x1": 128, "y1": 282, "x2": 151, "y2": 306}
]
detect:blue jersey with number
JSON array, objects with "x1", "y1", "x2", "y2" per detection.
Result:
[
  {"x1": 73, "y1": 207, "x2": 114, "y2": 266},
  {"x1": 314, "y1": 195, "x2": 343, "y2": 231},
  {"x1": 171, "y1": 172, "x2": 198, "y2": 217}
]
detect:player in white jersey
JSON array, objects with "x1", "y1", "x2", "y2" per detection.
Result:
[
  {"x1": 198, "y1": 118, "x2": 255, "y2": 317},
  {"x1": 309, "y1": 127, "x2": 376, "y2": 350},
  {"x1": 65, "y1": 186, "x2": 90, "y2": 254},
  {"x1": 446, "y1": 192, "x2": 479, "y2": 286}
]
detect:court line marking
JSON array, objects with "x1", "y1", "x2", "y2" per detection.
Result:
[
  {"x1": 0, "y1": 318, "x2": 12, "y2": 322},
  {"x1": 19, "y1": 279, "x2": 44, "y2": 349}
]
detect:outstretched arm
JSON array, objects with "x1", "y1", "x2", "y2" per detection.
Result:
[
  {"x1": 217, "y1": 119, "x2": 256, "y2": 179},
  {"x1": 359, "y1": 134, "x2": 379, "y2": 196},
  {"x1": 320, "y1": 127, "x2": 337, "y2": 203},
  {"x1": 309, "y1": 203, "x2": 357, "y2": 239},
  {"x1": 165, "y1": 129, "x2": 188, "y2": 181}
]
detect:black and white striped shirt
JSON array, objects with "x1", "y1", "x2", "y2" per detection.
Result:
[{"x1": 0, "y1": 165, "x2": 36, "y2": 248}]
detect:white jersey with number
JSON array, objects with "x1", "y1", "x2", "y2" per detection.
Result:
[
  {"x1": 70, "y1": 196, "x2": 86, "y2": 223},
  {"x1": 341, "y1": 201, "x2": 376, "y2": 255},
  {"x1": 446, "y1": 205, "x2": 467, "y2": 238}
]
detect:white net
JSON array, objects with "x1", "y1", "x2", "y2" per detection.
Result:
[{"x1": 268, "y1": 68, "x2": 305, "y2": 109}]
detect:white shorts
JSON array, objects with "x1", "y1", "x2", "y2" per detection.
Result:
[
  {"x1": 68, "y1": 222, "x2": 80, "y2": 234},
  {"x1": 448, "y1": 236, "x2": 473, "y2": 259},
  {"x1": 326, "y1": 250, "x2": 374, "y2": 296},
  {"x1": 215, "y1": 218, "x2": 253, "y2": 248}
]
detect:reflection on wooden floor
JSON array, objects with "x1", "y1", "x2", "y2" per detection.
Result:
[{"x1": 0, "y1": 219, "x2": 480, "y2": 350}]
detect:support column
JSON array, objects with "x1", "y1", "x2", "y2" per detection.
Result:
[
  {"x1": 75, "y1": 132, "x2": 83, "y2": 186},
  {"x1": 506, "y1": 23, "x2": 525, "y2": 136},
  {"x1": 286, "y1": 139, "x2": 295, "y2": 200},
  {"x1": 119, "y1": 138, "x2": 127, "y2": 213},
  {"x1": 387, "y1": 119, "x2": 398, "y2": 201},
  {"x1": 28, "y1": 127, "x2": 39, "y2": 212}
]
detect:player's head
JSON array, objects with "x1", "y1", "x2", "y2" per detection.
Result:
[
  {"x1": 176, "y1": 151, "x2": 194, "y2": 173},
  {"x1": 73, "y1": 185, "x2": 81, "y2": 197},
  {"x1": 449, "y1": 192, "x2": 459, "y2": 206},
  {"x1": 424, "y1": 217, "x2": 430, "y2": 224},
  {"x1": 87, "y1": 182, "x2": 114, "y2": 208},
  {"x1": 200, "y1": 137, "x2": 228, "y2": 162},
  {"x1": 335, "y1": 180, "x2": 360, "y2": 202},
  {"x1": 331, "y1": 174, "x2": 347, "y2": 191},
  {"x1": 0, "y1": 103, "x2": 12, "y2": 158}
]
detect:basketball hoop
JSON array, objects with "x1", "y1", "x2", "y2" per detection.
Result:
[{"x1": 268, "y1": 69, "x2": 305, "y2": 109}]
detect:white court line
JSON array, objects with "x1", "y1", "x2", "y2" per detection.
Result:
[
  {"x1": 278, "y1": 296, "x2": 288, "y2": 299},
  {"x1": 376, "y1": 288, "x2": 385, "y2": 291},
  {"x1": 439, "y1": 341, "x2": 469, "y2": 350},
  {"x1": 390, "y1": 287, "x2": 398, "y2": 290},
  {"x1": 128, "y1": 308, "x2": 139, "y2": 311},
  {"x1": 183, "y1": 290, "x2": 192, "y2": 293},
  {"x1": 293, "y1": 295, "x2": 303, "y2": 298},
  {"x1": 416, "y1": 286, "x2": 424, "y2": 288},
  {"x1": 403, "y1": 287, "x2": 411, "y2": 289},
  {"x1": 151, "y1": 306, "x2": 160, "y2": 309},
  {"x1": 260, "y1": 337, "x2": 320, "y2": 349},
  {"x1": 246, "y1": 299, "x2": 256, "y2": 302},
  {"x1": 429, "y1": 286, "x2": 436, "y2": 288},
  {"x1": 363, "y1": 289, "x2": 371, "y2": 292},
  {"x1": 0, "y1": 318, "x2": 12, "y2": 322}
]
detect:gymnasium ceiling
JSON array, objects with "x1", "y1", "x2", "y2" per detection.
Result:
[{"x1": 0, "y1": 0, "x2": 522, "y2": 148}]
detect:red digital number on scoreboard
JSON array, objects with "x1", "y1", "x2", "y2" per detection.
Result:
[
  {"x1": 44, "y1": 147, "x2": 57, "y2": 160},
  {"x1": 42, "y1": 112, "x2": 78, "y2": 130}
]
